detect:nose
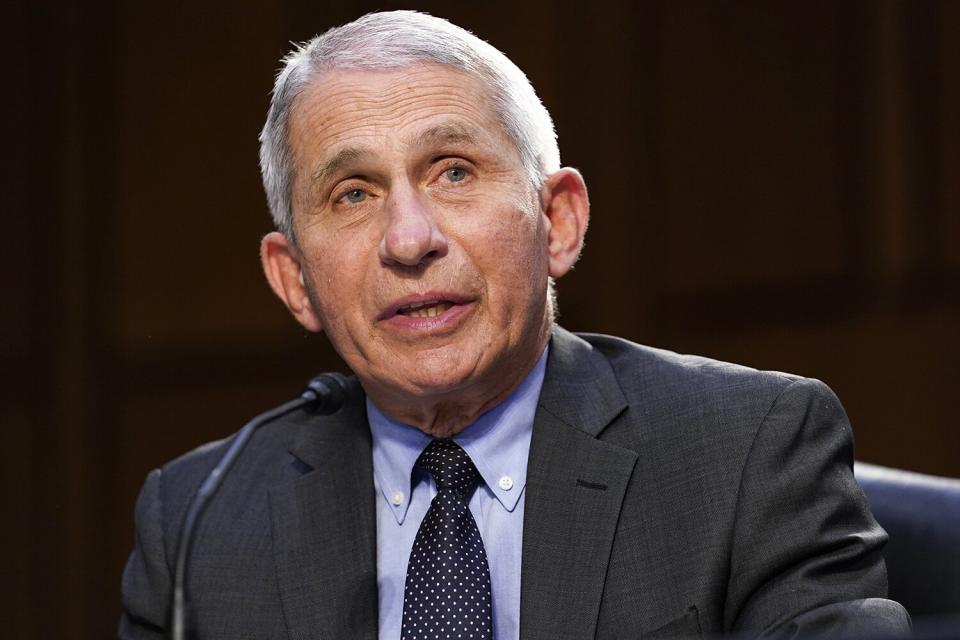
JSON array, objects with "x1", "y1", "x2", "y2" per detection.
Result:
[{"x1": 378, "y1": 184, "x2": 448, "y2": 267}]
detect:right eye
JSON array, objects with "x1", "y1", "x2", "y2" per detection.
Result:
[{"x1": 342, "y1": 188, "x2": 367, "y2": 204}]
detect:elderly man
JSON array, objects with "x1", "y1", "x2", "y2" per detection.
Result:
[{"x1": 120, "y1": 11, "x2": 910, "y2": 640}]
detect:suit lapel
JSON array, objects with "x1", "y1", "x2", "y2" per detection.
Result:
[
  {"x1": 520, "y1": 328, "x2": 638, "y2": 640},
  {"x1": 270, "y1": 393, "x2": 378, "y2": 640}
]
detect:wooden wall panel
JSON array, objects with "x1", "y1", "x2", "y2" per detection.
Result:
[
  {"x1": 545, "y1": 1, "x2": 660, "y2": 340},
  {"x1": 656, "y1": 2, "x2": 849, "y2": 290},
  {"x1": 115, "y1": 1, "x2": 290, "y2": 349},
  {"x1": 940, "y1": 2, "x2": 960, "y2": 271}
]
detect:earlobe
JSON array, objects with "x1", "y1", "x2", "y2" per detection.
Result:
[
  {"x1": 260, "y1": 232, "x2": 324, "y2": 333},
  {"x1": 541, "y1": 168, "x2": 590, "y2": 279}
]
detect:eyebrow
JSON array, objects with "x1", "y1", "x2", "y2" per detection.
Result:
[
  {"x1": 412, "y1": 123, "x2": 481, "y2": 150},
  {"x1": 309, "y1": 146, "x2": 373, "y2": 188}
]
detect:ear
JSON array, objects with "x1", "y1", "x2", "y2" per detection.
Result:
[
  {"x1": 540, "y1": 167, "x2": 590, "y2": 279},
  {"x1": 260, "y1": 232, "x2": 324, "y2": 333}
]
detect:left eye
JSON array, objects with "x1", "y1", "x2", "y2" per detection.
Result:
[{"x1": 443, "y1": 167, "x2": 467, "y2": 183}]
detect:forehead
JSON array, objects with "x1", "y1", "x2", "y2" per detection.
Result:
[{"x1": 287, "y1": 64, "x2": 515, "y2": 167}]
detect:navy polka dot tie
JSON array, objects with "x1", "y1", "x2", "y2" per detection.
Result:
[{"x1": 401, "y1": 439, "x2": 493, "y2": 640}]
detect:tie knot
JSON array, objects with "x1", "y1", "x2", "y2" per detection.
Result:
[{"x1": 417, "y1": 439, "x2": 480, "y2": 495}]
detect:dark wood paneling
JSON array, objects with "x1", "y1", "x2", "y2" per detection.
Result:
[
  {"x1": 939, "y1": 1, "x2": 960, "y2": 271},
  {"x1": 657, "y1": 2, "x2": 849, "y2": 291},
  {"x1": 114, "y1": 1, "x2": 289, "y2": 348}
]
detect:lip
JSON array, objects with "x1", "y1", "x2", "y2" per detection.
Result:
[{"x1": 377, "y1": 292, "x2": 476, "y2": 333}]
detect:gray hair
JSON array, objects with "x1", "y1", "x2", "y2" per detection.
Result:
[{"x1": 258, "y1": 10, "x2": 561, "y2": 237}]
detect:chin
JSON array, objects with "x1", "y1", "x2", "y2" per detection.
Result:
[
  {"x1": 395, "y1": 353, "x2": 481, "y2": 397},
  {"x1": 401, "y1": 367, "x2": 470, "y2": 397}
]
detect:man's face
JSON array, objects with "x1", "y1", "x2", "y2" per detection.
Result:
[{"x1": 281, "y1": 64, "x2": 555, "y2": 411}]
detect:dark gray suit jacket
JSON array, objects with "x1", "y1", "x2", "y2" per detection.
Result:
[{"x1": 119, "y1": 327, "x2": 910, "y2": 639}]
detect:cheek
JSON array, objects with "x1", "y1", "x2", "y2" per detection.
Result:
[
  {"x1": 470, "y1": 210, "x2": 548, "y2": 298},
  {"x1": 497, "y1": 206, "x2": 547, "y2": 264},
  {"x1": 300, "y1": 240, "x2": 369, "y2": 323}
]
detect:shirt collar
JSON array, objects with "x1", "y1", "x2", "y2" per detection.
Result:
[{"x1": 368, "y1": 346, "x2": 548, "y2": 525}]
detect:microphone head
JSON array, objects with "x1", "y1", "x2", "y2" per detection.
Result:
[{"x1": 302, "y1": 373, "x2": 350, "y2": 414}]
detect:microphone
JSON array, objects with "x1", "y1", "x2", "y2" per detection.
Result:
[{"x1": 169, "y1": 373, "x2": 349, "y2": 640}]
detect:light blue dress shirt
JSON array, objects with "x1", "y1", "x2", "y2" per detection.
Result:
[{"x1": 368, "y1": 347, "x2": 548, "y2": 640}]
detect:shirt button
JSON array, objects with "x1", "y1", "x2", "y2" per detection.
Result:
[
  {"x1": 498, "y1": 475, "x2": 514, "y2": 491},
  {"x1": 391, "y1": 490, "x2": 404, "y2": 506}
]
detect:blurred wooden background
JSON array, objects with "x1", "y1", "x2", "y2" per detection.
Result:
[{"x1": 4, "y1": 0, "x2": 958, "y2": 636}]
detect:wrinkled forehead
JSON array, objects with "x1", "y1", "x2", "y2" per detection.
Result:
[{"x1": 286, "y1": 63, "x2": 516, "y2": 174}]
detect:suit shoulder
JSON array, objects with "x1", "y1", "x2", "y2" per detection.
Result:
[
  {"x1": 576, "y1": 331, "x2": 805, "y2": 401},
  {"x1": 572, "y1": 332, "x2": 839, "y2": 451},
  {"x1": 152, "y1": 408, "x2": 313, "y2": 508},
  {"x1": 157, "y1": 376, "x2": 366, "y2": 494},
  {"x1": 158, "y1": 435, "x2": 232, "y2": 497}
]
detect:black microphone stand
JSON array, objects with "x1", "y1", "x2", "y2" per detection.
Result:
[{"x1": 169, "y1": 373, "x2": 347, "y2": 640}]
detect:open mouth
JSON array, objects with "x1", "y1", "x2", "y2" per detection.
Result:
[{"x1": 394, "y1": 300, "x2": 455, "y2": 318}]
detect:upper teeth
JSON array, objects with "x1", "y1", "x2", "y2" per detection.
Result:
[{"x1": 400, "y1": 301, "x2": 453, "y2": 318}]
